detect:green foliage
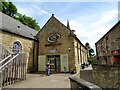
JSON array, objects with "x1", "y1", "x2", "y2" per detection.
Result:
[
  {"x1": 15, "y1": 13, "x2": 40, "y2": 31},
  {"x1": 85, "y1": 42, "x2": 97, "y2": 63},
  {"x1": 2, "y1": 1, "x2": 40, "y2": 31},
  {"x1": 2, "y1": 1, "x2": 17, "y2": 17},
  {"x1": 0, "y1": 0, "x2": 5, "y2": 11},
  {"x1": 88, "y1": 56, "x2": 97, "y2": 64},
  {"x1": 85, "y1": 42, "x2": 95, "y2": 57}
]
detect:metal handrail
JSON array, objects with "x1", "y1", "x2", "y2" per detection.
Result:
[
  {"x1": 0, "y1": 54, "x2": 19, "y2": 70},
  {"x1": 0, "y1": 52, "x2": 27, "y2": 88},
  {"x1": 0, "y1": 55, "x2": 11, "y2": 65}
]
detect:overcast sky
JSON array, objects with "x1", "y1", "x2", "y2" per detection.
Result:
[{"x1": 11, "y1": 0, "x2": 119, "y2": 52}]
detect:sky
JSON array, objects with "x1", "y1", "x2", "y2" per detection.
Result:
[{"x1": 10, "y1": 0, "x2": 119, "y2": 52}]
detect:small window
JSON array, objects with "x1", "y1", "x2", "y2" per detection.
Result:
[
  {"x1": 98, "y1": 41, "x2": 102, "y2": 46},
  {"x1": 12, "y1": 41, "x2": 22, "y2": 53},
  {"x1": 17, "y1": 26, "x2": 21, "y2": 29},
  {"x1": 106, "y1": 36, "x2": 109, "y2": 40}
]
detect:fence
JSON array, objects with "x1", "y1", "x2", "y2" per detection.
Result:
[{"x1": 0, "y1": 52, "x2": 27, "y2": 88}]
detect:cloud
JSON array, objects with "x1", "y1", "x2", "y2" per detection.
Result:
[
  {"x1": 91, "y1": 10, "x2": 118, "y2": 42},
  {"x1": 33, "y1": 5, "x2": 51, "y2": 16},
  {"x1": 12, "y1": 1, "x2": 118, "y2": 54},
  {"x1": 17, "y1": 6, "x2": 30, "y2": 16},
  {"x1": 62, "y1": 9, "x2": 118, "y2": 52},
  {"x1": 62, "y1": 20, "x2": 90, "y2": 46},
  {"x1": 15, "y1": 2, "x2": 51, "y2": 18},
  {"x1": 92, "y1": 10, "x2": 118, "y2": 25},
  {"x1": 62, "y1": 19, "x2": 95, "y2": 50}
]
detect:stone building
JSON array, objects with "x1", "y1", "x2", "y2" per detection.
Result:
[
  {"x1": 0, "y1": 12, "x2": 88, "y2": 73},
  {"x1": 95, "y1": 21, "x2": 120, "y2": 64},
  {"x1": 0, "y1": 12, "x2": 38, "y2": 73},
  {"x1": 37, "y1": 14, "x2": 88, "y2": 73}
]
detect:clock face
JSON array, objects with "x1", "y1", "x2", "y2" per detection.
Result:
[{"x1": 48, "y1": 34, "x2": 60, "y2": 42}]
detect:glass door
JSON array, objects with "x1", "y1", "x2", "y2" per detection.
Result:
[
  {"x1": 47, "y1": 55, "x2": 55, "y2": 71},
  {"x1": 47, "y1": 55, "x2": 60, "y2": 72},
  {"x1": 55, "y1": 56, "x2": 60, "y2": 71}
]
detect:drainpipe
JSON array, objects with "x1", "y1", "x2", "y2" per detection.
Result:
[
  {"x1": 33, "y1": 37, "x2": 39, "y2": 72},
  {"x1": 36, "y1": 39, "x2": 39, "y2": 71},
  {"x1": 31, "y1": 34, "x2": 37, "y2": 73},
  {"x1": 32, "y1": 38, "x2": 35, "y2": 72}
]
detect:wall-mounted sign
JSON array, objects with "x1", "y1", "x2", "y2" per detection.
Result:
[
  {"x1": 48, "y1": 34, "x2": 60, "y2": 43},
  {"x1": 49, "y1": 49, "x2": 57, "y2": 53}
]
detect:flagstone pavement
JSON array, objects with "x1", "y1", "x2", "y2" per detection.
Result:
[
  {"x1": 3, "y1": 65, "x2": 93, "y2": 89},
  {"x1": 3, "y1": 73, "x2": 71, "y2": 88}
]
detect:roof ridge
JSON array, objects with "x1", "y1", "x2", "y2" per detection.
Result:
[{"x1": 36, "y1": 14, "x2": 71, "y2": 37}]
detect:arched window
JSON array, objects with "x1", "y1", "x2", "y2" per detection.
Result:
[{"x1": 12, "y1": 41, "x2": 22, "y2": 53}]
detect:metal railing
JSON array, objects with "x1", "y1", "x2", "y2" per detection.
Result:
[{"x1": 0, "y1": 52, "x2": 27, "y2": 88}]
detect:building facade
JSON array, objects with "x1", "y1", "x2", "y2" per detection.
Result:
[
  {"x1": 37, "y1": 14, "x2": 88, "y2": 73},
  {"x1": 0, "y1": 12, "x2": 88, "y2": 73},
  {"x1": 0, "y1": 12, "x2": 38, "y2": 73},
  {"x1": 95, "y1": 21, "x2": 120, "y2": 64}
]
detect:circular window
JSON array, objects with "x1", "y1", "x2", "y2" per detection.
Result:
[{"x1": 48, "y1": 34, "x2": 60, "y2": 43}]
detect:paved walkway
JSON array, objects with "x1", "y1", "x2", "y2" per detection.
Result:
[
  {"x1": 3, "y1": 74, "x2": 71, "y2": 88},
  {"x1": 3, "y1": 65, "x2": 93, "y2": 89}
]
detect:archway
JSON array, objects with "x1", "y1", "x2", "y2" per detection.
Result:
[{"x1": 12, "y1": 41, "x2": 22, "y2": 53}]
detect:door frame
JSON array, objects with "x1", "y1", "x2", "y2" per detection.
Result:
[{"x1": 46, "y1": 55, "x2": 60, "y2": 72}]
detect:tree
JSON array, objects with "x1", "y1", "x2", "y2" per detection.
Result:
[
  {"x1": 2, "y1": 1, "x2": 40, "y2": 31},
  {"x1": 85, "y1": 42, "x2": 95, "y2": 57},
  {"x1": 85, "y1": 42, "x2": 95, "y2": 63},
  {"x1": 2, "y1": 1, "x2": 17, "y2": 17},
  {"x1": 0, "y1": 0, "x2": 5, "y2": 11},
  {"x1": 15, "y1": 13, "x2": 40, "y2": 31}
]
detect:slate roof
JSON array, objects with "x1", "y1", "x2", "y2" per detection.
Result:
[{"x1": 0, "y1": 12, "x2": 38, "y2": 40}]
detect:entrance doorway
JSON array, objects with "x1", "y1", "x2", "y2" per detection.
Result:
[{"x1": 47, "y1": 55, "x2": 60, "y2": 72}]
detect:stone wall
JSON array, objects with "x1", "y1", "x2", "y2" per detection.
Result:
[
  {"x1": 95, "y1": 21, "x2": 120, "y2": 64},
  {"x1": 69, "y1": 76, "x2": 102, "y2": 90},
  {"x1": 92, "y1": 64, "x2": 120, "y2": 89},
  {"x1": 0, "y1": 31, "x2": 35, "y2": 73},
  {"x1": 74, "y1": 39, "x2": 88, "y2": 74},
  {"x1": 38, "y1": 17, "x2": 75, "y2": 72},
  {"x1": 37, "y1": 16, "x2": 88, "y2": 73}
]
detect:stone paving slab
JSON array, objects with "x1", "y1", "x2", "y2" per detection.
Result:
[{"x1": 3, "y1": 74, "x2": 71, "y2": 88}]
